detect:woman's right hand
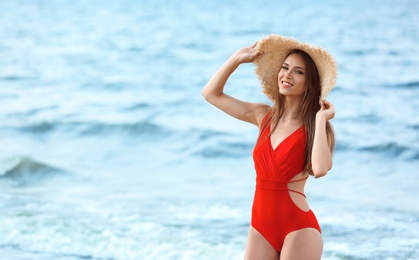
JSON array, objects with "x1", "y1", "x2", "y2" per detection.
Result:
[{"x1": 232, "y1": 42, "x2": 264, "y2": 64}]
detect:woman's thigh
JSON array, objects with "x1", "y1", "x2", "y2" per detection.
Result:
[
  {"x1": 244, "y1": 226, "x2": 279, "y2": 260},
  {"x1": 280, "y1": 228, "x2": 323, "y2": 260}
]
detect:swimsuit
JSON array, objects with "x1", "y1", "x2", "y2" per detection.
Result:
[{"x1": 251, "y1": 113, "x2": 321, "y2": 252}]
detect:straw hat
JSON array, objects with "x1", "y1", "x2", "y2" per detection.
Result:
[{"x1": 254, "y1": 34, "x2": 337, "y2": 100}]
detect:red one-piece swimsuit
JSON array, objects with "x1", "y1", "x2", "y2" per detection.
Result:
[{"x1": 251, "y1": 113, "x2": 321, "y2": 252}]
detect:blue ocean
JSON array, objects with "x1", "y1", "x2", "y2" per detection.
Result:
[{"x1": 0, "y1": 0, "x2": 418, "y2": 259}]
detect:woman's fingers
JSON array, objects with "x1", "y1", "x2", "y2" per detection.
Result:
[
  {"x1": 320, "y1": 99, "x2": 332, "y2": 109},
  {"x1": 233, "y1": 42, "x2": 263, "y2": 63},
  {"x1": 253, "y1": 50, "x2": 264, "y2": 58}
]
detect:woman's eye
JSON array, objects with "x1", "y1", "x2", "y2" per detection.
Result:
[
  {"x1": 282, "y1": 66, "x2": 288, "y2": 70},
  {"x1": 296, "y1": 70, "x2": 304, "y2": 75}
]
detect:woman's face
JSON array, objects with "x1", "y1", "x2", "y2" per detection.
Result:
[{"x1": 277, "y1": 53, "x2": 307, "y2": 97}]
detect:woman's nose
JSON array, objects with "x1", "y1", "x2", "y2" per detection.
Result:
[{"x1": 283, "y1": 70, "x2": 292, "y2": 78}]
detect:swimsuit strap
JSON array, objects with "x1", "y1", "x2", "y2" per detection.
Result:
[
  {"x1": 287, "y1": 176, "x2": 309, "y2": 198},
  {"x1": 287, "y1": 189, "x2": 307, "y2": 198},
  {"x1": 288, "y1": 175, "x2": 309, "y2": 183}
]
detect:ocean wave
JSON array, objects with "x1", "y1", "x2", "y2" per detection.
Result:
[
  {"x1": 343, "y1": 48, "x2": 376, "y2": 56},
  {"x1": 406, "y1": 150, "x2": 419, "y2": 161},
  {"x1": 190, "y1": 128, "x2": 231, "y2": 141},
  {"x1": 408, "y1": 124, "x2": 419, "y2": 130},
  {"x1": 0, "y1": 157, "x2": 66, "y2": 185},
  {"x1": 334, "y1": 142, "x2": 352, "y2": 152},
  {"x1": 79, "y1": 121, "x2": 172, "y2": 137},
  {"x1": 358, "y1": 113, "x2": 382, "y2": 123},
  {"x1": 17, "y1": 120, "x2": 173, "y2": 137},
  {"x1": 311, "y1": 140, "x2": 417, "y2": 161},
  {"x1": 358, "y1": 142, "x2": 417, "y2": 160},
  {"x1": 123, "y1": 102, "x2": 153, "y2": 111},
  {"x1": 0, "y1": 75, "x2": 38, "y2": 81},
  {"x1": 19, "y1": 121, "x2": 56, "y2": 134},
  {"x1": 388, "y1": 81, "x2": 419, "y2": 89},
  {"x1": 193, "y1": 141, "x2": 254, "y2": 158}
]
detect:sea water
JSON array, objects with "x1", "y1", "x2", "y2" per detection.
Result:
[{"x1": 0, "y1": 0, "x2": 418, "y2": 259}]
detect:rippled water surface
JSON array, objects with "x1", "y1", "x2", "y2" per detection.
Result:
[{"x1": 0, "y1": 0, "x2": 418, "y2": 259}]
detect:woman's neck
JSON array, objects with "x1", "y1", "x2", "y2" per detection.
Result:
[{"x1": 280, "y1": 96, "x2": 302, "y2": 122}]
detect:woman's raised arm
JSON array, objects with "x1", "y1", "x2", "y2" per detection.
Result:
[{"x1": 201, "y1": 42, "x2": 267, "y2": 126}]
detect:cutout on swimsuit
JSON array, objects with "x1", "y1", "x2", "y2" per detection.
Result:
[{"x1": 288, "y1": 175, "x2": 309, "y2": 197}]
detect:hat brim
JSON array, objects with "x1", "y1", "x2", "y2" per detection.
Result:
[{"x1": 254, "y1": 34, "x2": 337, "y2": 100}]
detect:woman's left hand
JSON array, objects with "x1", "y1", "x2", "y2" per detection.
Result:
[{"x1": 316, "y1": 99, "x2": 335, "y2": 121}]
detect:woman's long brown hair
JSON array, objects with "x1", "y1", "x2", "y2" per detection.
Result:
[{"x1": 261, "y1": 49, "x2": 335, "y2": 175}]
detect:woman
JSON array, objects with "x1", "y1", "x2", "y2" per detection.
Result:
[{"x1": 202, "y1": 34, "x2": 337, "y2": 260}]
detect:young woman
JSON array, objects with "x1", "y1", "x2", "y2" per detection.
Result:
[{"x1": 202, "y1": 34, "x2": 337, "y2": 260}]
